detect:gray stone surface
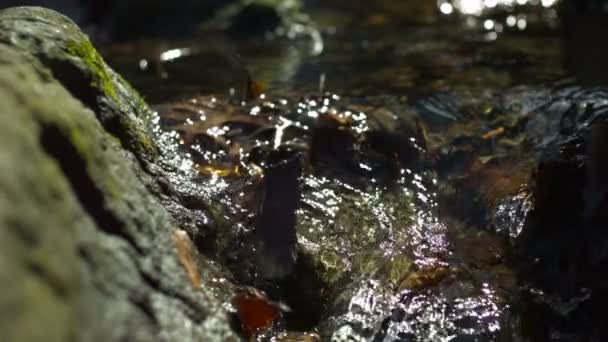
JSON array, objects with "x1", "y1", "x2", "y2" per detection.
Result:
[
  {"x1": 0, "y1": 7, "x2": 238, "y2": 342},
  {"x1": 0, "y1": 6, "x2": 158, "y2": 162}
]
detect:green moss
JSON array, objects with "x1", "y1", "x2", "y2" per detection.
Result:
[
  {"x1": 113, "y1": 73, "x2": 159, "y2": 159},
  {"x1": 353, "y1": 250, "x2": 383, "y2": 277},
  {"x1": 384, "y1": 254, "x2": 414, "y2": 289},
  {"x1": 68, "y1": 124, "x2": 122, "y2": 200},
  {"x1": 120, "y1": 115, "x2": 159, "y2": 160},
  {"x1": 136, "y1": 131, "x2": 157, "y2": 156},
  {"x1": 65, "y1": 39, "x2": 118, "y2": 102},
  {"x1": 68, "y1": 124, "x2": 92, "y2": 156},
  {"x1": 117, "y1": 74, "x2": 148, "y2": 112},
  {"x1": 316, "y1": 250, "x2": 348, "y2": 287}
]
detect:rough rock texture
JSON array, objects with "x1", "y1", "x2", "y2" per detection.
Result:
[
  {"x1": 0, "y1": 6, "x2": 157, "y2": 162},
  {"x1": 0, "y1": 7, "x2": 238, "y2": 342},
  {"x1": 513, "y1": 87, "x2": 608, "y2": 341}
]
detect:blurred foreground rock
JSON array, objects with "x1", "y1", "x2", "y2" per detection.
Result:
[{"x1": 0, "y1": 7, "x2": 238, "y2": 342}]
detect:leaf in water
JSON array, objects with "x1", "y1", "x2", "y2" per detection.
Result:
[
  {"x1": 232, "y1": 287, "x2": 286, "y2": 338},
  {"x1": 197, "y1": 163, "x2": 241, "y2": 177},
  {"x1": 399, "y1": 266, "x2": 449, "y2": 291},
  {"x1": 415, "y1": 117, "x2": 429, "y2": 151},
  {"x1": 247, "y1": 75, "x2": 266, "y2": 101},
  {"x1": 481, "y1": 126, "x2": 505, "y2": 140}
]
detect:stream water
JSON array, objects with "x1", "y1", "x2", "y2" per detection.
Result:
[{"x1": 101, "y1": 1, "x2": 608, "y2": 340}]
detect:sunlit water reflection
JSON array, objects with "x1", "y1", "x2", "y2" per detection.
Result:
[
  {"x1": 100, "y1": 0, "x2": 608, "y2": 338},
  {"x1": 146, "y1": 90, "x2": 512, "y2": 340}
]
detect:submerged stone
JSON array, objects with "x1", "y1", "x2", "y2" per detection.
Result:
[
  {"x1": 152, "y1": 91, "x2": 514, "y2": 340},
  {"x1": 254, "y1": 149, "x2": 302, "y2": 280}
]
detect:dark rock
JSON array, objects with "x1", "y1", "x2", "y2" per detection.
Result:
[
  {"x1": 208, "y1": 0, "x2": 305, "y2": 34},
  {"x1": 254, "y1": 150, "x2": 302, "y2": 280},
  {"x1": 514, "y1": 91, "x2": 608, "y2": 340},
  {"x1": 230, "y1": 2, "x2": 282, "y2": 35}
]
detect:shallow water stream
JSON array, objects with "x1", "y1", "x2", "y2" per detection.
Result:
[{"x1": 101, "y1": 1, "x2": 608, "y2": 340}]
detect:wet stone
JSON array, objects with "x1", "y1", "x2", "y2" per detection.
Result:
[
  {"x1": 0, "y1": 7, "x2": 239, "y2": 342},
  {"x1": 4, "y1": 0, "x2": 608, "y2": 340},
  {"x1": 152, "y1": 91, "x2": 515, "y2": 340}
]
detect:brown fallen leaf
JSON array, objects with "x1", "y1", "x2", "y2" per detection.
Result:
[
  {"x1": 481, "y1": 126, "x2": 505, "y2": 140},
  {"x1": 198, "y1": 163, "x2": 241, "y2": 177},
  {"x1": 415, "y1": 117, "x2": 429, "y2": 151},
  {"x1": 172, "y1": 229, "x2": 201, "y2": 288},
  {"x1": 399, "y1": 266, "x2": 449, "y2": 291},
  {"x1": 232, "y1": 287, "x2": 287, "y2": 338},
  {"x1": 246, "y1": 74, "x2": 266, "y2": 101},
  {"x1": 468, "y1": 156, "x2": 533, "y2": 205}
]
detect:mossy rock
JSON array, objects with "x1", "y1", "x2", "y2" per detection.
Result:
[
  {"x1": 0, "y1": 21, "x2": 237, "y2": 342},
  {"x1": 0, "y1": 6, "x2": 158, "y2": 162}
]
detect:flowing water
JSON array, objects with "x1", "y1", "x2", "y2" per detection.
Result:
[{"x1": 102, "y1": 1, "x2": 608, "y2": 340}]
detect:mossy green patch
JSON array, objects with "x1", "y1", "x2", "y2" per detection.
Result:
[
  {"x1": 69, "y1": 126, "x2": 122, "y2": 200},
  {"x1": 316, "y1": 250, "x2": 348, "y2": 288},
  {"x1": 116, "y1": 73, "x2": 148, "y2": 112},
  {"x1": 66, "y1": 39, "x2": 118, "y2": 102}
]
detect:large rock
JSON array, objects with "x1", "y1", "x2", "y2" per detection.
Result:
[
  {"x1": 513, "y1": 87, "x2": 608, "y2": 341},
  {"x1": 0, "y1": 7, "x2": 238, "y2": 342},
  {"x1": 0, "y1": 6, "x2": 157, "y2": 162}
]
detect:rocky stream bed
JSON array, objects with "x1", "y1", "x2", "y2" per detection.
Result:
[{"x1": 1, "y1": 2, "x2": 608, "y2": 341}]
